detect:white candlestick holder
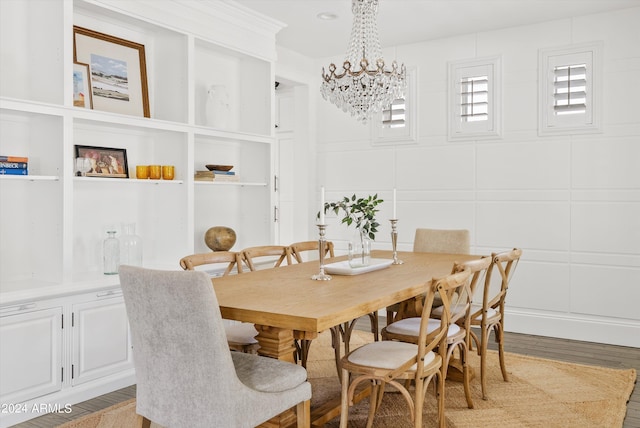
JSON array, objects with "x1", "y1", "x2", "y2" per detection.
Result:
[{"x1": 312, "y1": 224, "x2": 332, "y2": 280}]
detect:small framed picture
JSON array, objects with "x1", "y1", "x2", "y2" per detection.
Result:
[
  {"x1": 75, "y1": 145, "x2": 129, "y2": 178},
  {"x1": 73, "y1": 62, "x2": 93, "y2": 109},
  {"x1": 73, "y1": 26, "x2": 150, "y2": 118}
]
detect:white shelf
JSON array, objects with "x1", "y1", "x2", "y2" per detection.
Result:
[
  {"x1": 0, "y1": 97, "x2": 274, "y2": 144},
  {"x1": 74, "y1": 177, "x2": 184, "y2": 185},
  {"x1": 194, "y1": 181, "x2": 267, "y2": 187},
  {"x1": 0, "y1": 175, "x2": 59, "y2": 181}
]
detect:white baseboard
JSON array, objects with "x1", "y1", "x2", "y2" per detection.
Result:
[
  {"x1": 505, "y1": 309, "x2": 640, "y2": 348},
  {"x1": 377, "y1": 308, "x2": 640, "y2": 348}
]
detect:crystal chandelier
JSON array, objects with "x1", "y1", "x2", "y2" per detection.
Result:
[{"x1": 320, "y1": 0, "x2": 406, "y2": 124}]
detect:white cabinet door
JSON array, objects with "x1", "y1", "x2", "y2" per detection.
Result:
[
  {"x1": 71, "y1": 293, "x2": 132, "y2": 386},
  {"x1": 276, "y1": 94, "x2": 294, "y2": 132},
  {"x1": 0, "y1": 306, "x2": 63, "y2": 404}
]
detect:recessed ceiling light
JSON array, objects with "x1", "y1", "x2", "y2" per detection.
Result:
[{"x1": 317, "y1": 12, "x2": 338, "y2": 20}]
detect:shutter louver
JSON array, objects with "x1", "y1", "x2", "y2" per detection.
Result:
[
  {"x1": 460, "y1": 76, "x2": 488, "y2": 122},
  {"x1": 382, "y1": 98, "x2": 406, "y2": 128},
  {"x1": 554, "y1": 64, "x2": 587, "y2": 115}
]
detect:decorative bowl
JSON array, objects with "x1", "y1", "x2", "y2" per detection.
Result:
[
  {"x1": 206, "y1": 164, "x2": 233, "y2": 171},
  {"x1": 204, "y1": 226, "x2": 236, "y2": 251}
]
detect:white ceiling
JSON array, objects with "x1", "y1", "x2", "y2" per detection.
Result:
[{"x1": 234, "y1": 0, "x2": 639, "y2": 59}]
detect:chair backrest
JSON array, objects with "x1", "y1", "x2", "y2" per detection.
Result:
[
  {"x1": 119, "y1": 265, "x2": 250, "y2": 427},
  {"x1": 448, "y1": 256, "x2": 492, "y2": 325},
  {"x1": 410, "y1": 269, "x2": 472, "y2": 377},
  {"x1": 413, "y1": 228, "x2": 470, "y2": 254},
  {"x1": 240, "y1": 245, "x2": 292, "y2": 271},
  {"x1": 471, "y1": 248, "x2": 522, "y2": 323},
  {"x1": 179, "y1": 251, "x2": 243, "y2": 274},
  {"x1": 290, "y1": 240, "x2": 335, "y2": 263}
]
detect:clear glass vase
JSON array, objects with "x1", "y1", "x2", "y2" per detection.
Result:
[
  {"x1": 120, "y1": 223, "x2": 142, "y2": 266},
  {"x1": 103, "y1": 230, "x2": 120, "y2": 275},
  {"x1": 348, "y1": 229, "x2": 371, "y2": 268}
]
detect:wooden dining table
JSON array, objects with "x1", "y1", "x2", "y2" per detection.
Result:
[{"x1": 212, "y1": 249, "x2": 479, "y2": 427}]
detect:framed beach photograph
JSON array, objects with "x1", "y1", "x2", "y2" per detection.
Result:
[
  {"x1": 75, "y1": 145, "x2": 129, "y2": 178},
  {"x1": 73, "y1": 26, "x2": 150, "y2": 118},
  {"x1": 73, "y1": 62, "x2": 93, "y2": 109}
]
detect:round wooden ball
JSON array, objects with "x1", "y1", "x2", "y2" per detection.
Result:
[{"x1": 204, "y1": 226, "x2": 237, "y2": 251}]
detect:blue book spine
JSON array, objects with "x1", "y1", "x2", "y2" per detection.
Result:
[
  {"x1": 0, "y1": 168, "x2": 28, "y2": 175},
  {"x1": 0, "y1": 162, "x2": 28, "y2": 169},
  {"x1": 213, "y1": 170, "x2": 236, "y2": 175}
]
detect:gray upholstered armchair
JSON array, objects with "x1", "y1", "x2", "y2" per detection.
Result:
[{"x1": 119, "y1": 265, "x2": 311, "y2": 428}]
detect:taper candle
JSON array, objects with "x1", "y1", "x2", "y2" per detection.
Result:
[
  {"x1": 320, "y1": 186, "x2": 325, "y2": 224},
  {"x1": 393, "y1": 188, "x2": 397, "y2": 219}
]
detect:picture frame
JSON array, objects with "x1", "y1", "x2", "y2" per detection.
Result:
[
  {"x1": 75, "y1": 145, "x2": 129, "y2": 178},
  {"x1": 73, "y1": 26, "x2": 150, "y2": 118},
  {"x1": 73, "y1": 62, "x2": 93, "y2": 109}
]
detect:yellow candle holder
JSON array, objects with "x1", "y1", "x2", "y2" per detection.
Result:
[
  {"x1": 149, "y1": 165, "x2": 161, "y2": 180},
  {"x1": 162, "y1": 165, "x2": 175, "y2": 180},
  {"x1": 136, "y1": 165, "x2": 149, "y2": 179}
]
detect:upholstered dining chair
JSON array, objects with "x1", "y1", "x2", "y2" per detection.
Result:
[
  {"x1": 386, "y1": 228, "x2": 471, "y2": 325},
  {"x1": 413, "y1": 228, "x2": 471, "y2": 255},
  {"x1": 468, "y1": 248, "x2": 522, "y2": 400},
  {"x1": 179, "y1": 251, "x2": 259, "y2": 354},
  {"x1": 119, "y1": 265, "x2": 311, "y2": 428},
  {"x1": 240, "y1": 245, "x2": 293, "y2": 271},
  {"x1": 339, "y1": 269, "x2": 471, "y2": 428},
  {"x1": 382, "y1": 256, "x2": 492, "y2": 409}
]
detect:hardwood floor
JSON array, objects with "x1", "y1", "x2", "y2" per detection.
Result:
[{"x1": 11, "y1": 320, "x2": 639, "y2": 428}]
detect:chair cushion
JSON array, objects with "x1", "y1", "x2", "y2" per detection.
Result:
[
  {"x1": 385, "y1": 317, "x2": 460, "y2": 338},
  {"x1": 231, "y1": 352, "x2": 308, "y2": 393},
  {"x1": 225, "y1": 322, "x2": 259, "y2": 344},
  {"x1": 346, "y1": 340, "x2": 435, "y2": 371},
  {"x1": 431, "y1": 303, "x2": 466, "y2": 319},
  {"x1": 473, "y1": 307, "x2": 498, "y2": 321}
]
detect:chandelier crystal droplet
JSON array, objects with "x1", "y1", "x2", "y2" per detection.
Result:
[{"x1": 320, "y1": 0, "x2": 406, "y2": 124}]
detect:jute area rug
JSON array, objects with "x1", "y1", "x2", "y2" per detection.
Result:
[{"x1": 58, "y1": 330, "x2": 636, "y2": 428}]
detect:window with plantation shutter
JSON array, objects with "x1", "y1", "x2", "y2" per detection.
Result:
[
  {"x1": 554, "y1": 64, "x2": 587, "y2": 115},
  {"x1": 448, "y1": 56, "x2": 501, "y2": 141},
  {"x1": 372, "y1": 66, "x2": 416, "y2": 145},
  {"x1": 382, "y1": 98, "x2": 405, "y2": 128},
  {"x1": 539, "y1": 42, "x2": 602, "y2": 135}
]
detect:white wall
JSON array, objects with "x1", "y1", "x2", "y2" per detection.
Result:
[{"x1": 280, "y1": 7, "x2": 640, "y2": 347}]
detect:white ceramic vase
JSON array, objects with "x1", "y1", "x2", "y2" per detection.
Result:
[{"x1": 205, "y1": 84, "x2": 230, "y2": 129}]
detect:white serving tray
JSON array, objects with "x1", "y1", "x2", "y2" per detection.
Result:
[{"x1": 324, "y1": 258, "x2": 394, "y2": 275}]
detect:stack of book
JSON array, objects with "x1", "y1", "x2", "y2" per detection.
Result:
[
  {"x1": 0, "y1": 155, "x2": 28, "y2": 175},
  {"x1": 210, "y1": 169, "x2": 239, "y2": 182},
  {"x1": 194, "y1": 170, "x2": 215, "y2": 181}
]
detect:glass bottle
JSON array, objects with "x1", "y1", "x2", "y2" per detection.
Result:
[
  {"x1": 120, "y1": 223, "x2": 143, "y2": 266},
  {"x1": 103, "y1": 230, "x2": 120, "y2": 275}
]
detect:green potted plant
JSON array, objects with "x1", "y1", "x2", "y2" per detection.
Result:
[{"x1": 322, "y1": 194, "x2": 383, "y2": 267}]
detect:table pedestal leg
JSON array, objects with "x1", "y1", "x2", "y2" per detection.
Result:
[
  {"x1": 254, "y1": 324, "x2": 297, "y2": 362},
  {"x1": 446, "y1": 358, "x2": 476, "y2": 382}
]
